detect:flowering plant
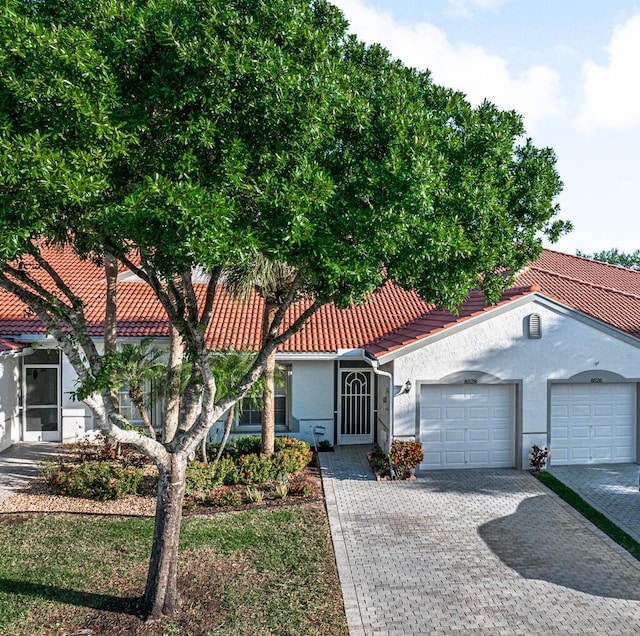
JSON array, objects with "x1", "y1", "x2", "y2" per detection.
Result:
[
  {"x1": 388, "y1": 440, "x2": 424, "y2": 477},
  {"x1": 528, "y1": 445, "x2": 549, "y2": 472}
]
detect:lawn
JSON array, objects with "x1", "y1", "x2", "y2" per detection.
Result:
[
  {"x1": 534, "y1": 471, "x2": 640, "y2": 561},
  {"x1": 0, "y1": 506, "x2": 348, "y2": 636}
]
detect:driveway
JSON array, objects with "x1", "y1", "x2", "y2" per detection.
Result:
[
  {"x1": 320, "y1": 446, "x2": 640, "y2": 635},
  {"x1": 0, "y1": 442, "x2": 59, "y2": 505},
  {"x1": 549, "y1": 463, "x2": 640, "y2": 543}
]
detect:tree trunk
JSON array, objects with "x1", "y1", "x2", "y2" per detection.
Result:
[
  {"x1": 163, "y1": 322, "x2": 183, "y2": 444},
  {"x1": 261, "y1": 302, "x2": 278, "y2": 457},
  {"x1": 201, "y1": 436, "x2": 208, "y2": 464},
  {"x1": 132, "y1": 393, "x2": 156, "y2": 440},
  {"x1": 143, "y1": 452, "x2": 187, "y2": 619},
  {"x1": 104, "y1": 252, "x2": 120, "y2": 454},
  {"x1": 215, "y1": 408, "x2": 236, "y2": 464}
]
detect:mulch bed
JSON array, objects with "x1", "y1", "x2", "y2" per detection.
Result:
[{"x1": 0, "y1": 453, "x2": 325, "y2": 518}]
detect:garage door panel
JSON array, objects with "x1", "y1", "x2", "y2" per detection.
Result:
[
  {"x1": 571, "y1": 405, "x2": 591, "y2": 417},
  {"x1": 493, "y1": 427, "x2": 511, "y2": 442},
  {"x1": 420, "y1": 384, "x2": 515, "y2": 469},
  {"x1": 444, "y1": 451, "x2": 466, "y2": 466},
  {"x1": 444, "y1": 429, "x2": 465, "y2": 443},
  {"x1": 571, "y1": 426, "x2": 591, "y2": 439},
  {"x1": 468, "y1": 429, "x2": 490, "y2": 443},
  {"x1": 551, "y1": 383, "x2": 635, "y2": 465},
  {"x1": 615, "y1": 446, "x2": 633, "y2": 461},
  {"x1": 593, "y1": 425, "x2": 613, "y2": 439},
  {"x1": 422, "y1": 407, "x2": 442, "y2": 420},
  {"x1": 551, "y1": 404, "x2": 570, "y2": 418},
  {"x1": 445, "y1": 407, "x2": 465, "y2": 420},
  {"x1": 570, "y1": 448, "x2": 590, "y2": 462},
  {"x1": 467, "y1": 450, "x2": 490, "y2": 465}
]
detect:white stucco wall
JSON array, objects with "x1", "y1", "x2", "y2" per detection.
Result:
[
  {"x1": 0, "y1": 356, "x2": 21, "y2": 452},
  {"x1": 289, "y1": 359, "x2": 335, "y2": 445},
  {"x1": 206, "y1": 358, "x2": 336, "y2": 447},
  {"x1": 60, "y1": 352, "x2": 93, "y2": 442},
  {"x1": 389, "y1": 296, "x2": 640, "y2": 468}
]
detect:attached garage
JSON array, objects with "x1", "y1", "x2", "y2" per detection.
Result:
[
  {"x1": 550, "y1": 383, "x2": 636, "y2": 465},
  {"x1": 419, "y1": 384, "x2": 515, "y2": 469}
]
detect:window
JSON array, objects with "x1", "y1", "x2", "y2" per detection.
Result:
[
  {"x1": 118, "y1": 382, "x2": 155, "y2": 428},
  {"x1": 237, "y1": 365, "x2": 291, "y2": 429}
]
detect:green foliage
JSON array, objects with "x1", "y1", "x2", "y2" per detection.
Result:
[
  {"x1": 0, "y1": 0, "x2": 568, "y2": 316},
  {"x1": 236, "y1": 453, "x2": 277, "y2": 485},
  {"x1": 272, "y1": 437, "x2": 314, "y2": 475},
  {"x1": 207, "y1": 488, "x2": 244, "y2": 508},
  {"x1": 289, "y1": 480, "x2": 317, "y2": 497},
  {"x1": 245, "y1": 485, "x2": 265, "y2": 503},
  {"x1": 43, "y1": 460, "x2": 144, "y2": 500},
  {"x1": 576, "y1": 248, "x2": 640, "y2": 270},
  {"x1": 184, "y1": 457, "x2": 239, "y2": 497},
  {"x1": 368, "y1": 447, "x2": 391, "y2": 478},
  {"x1": 230, "y1": 435, "x2": 263, "y2": 458}
]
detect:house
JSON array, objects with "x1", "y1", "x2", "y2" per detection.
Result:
[{"x1": 1, "y1": 247, "x2": 639, "y2": 470}]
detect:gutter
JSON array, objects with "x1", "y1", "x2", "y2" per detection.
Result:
[{"x1": 360, "y1": 350, "x2": 395, "y2": 454}]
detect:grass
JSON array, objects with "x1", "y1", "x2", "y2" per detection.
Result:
[
  {"x1": 534, "y1": 471, "x2": 640, "y2": 561},
  {"x1": 0, "y1": 507, "x2": 348, "y2": 636}
]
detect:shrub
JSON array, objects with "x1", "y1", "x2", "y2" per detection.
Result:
[
  {"x1": 272, "y1": 437, "x2": 312, "y2": 476},
  {"x1": 529, "y1": 445, "x2": 549, "y2": 472},
  {"x1": 208, "y1": 488, "x2": 243, "y2": 507},
  {"x1": 230, "y1": 435, "x2": 262, "y2": 458},
  {"x1": 289, "y1": 480, "x2": 317, "y2": 497},
  {"x1": 45, "y1": 461, "x2": 144, "y2": 500},
  {"x1": 236, "y1": 453, "x2": 276, "y2": 484},
  {"x1": 185, "y1": 457, "x2": 240, "y2": 497},
  {"x1": 388, "y1": 440, "x2": 424, "y2": 477}
]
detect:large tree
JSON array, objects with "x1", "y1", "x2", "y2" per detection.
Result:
[{"x1": 0, "y1": 0, "x2": 569, "y2": 619}]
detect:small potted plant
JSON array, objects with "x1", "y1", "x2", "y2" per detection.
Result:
[
  {"x1": 388, "y1": 439, "x2": 424, "y2": 480},
  {"x1": 528, "y1": 444, "x2": 549, "y2": 472}
]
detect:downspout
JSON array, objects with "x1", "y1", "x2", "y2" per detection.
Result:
[{"x1": 361, "y1": 350, "x2": 394, "y2": 454}]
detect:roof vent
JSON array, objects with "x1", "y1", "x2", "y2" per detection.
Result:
[{"x1": 528, "y1": 313, "x2": 542, "y2": 339}]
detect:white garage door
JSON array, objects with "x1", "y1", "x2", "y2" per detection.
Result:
[
  {"x1": 420, "y1": 384, "x2": 515, "y2": 469},
  {"x1": 550, "y1": 383, "x2": 636, "y2": 465}
]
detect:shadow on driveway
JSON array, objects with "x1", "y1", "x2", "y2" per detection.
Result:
[{"x1": 479, "y1": 494, "x2": 640, "y2": 601}]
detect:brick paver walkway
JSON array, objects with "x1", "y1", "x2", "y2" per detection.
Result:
[
  {"x1": 320, "y1": 446, "x2": 640, "y2": 635},
  {"x1": 550, "y1": 463, "x2": 640, "y2": 543}
]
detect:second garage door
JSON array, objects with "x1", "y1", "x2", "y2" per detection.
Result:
[
  {"x1": 420, "y1": 384, "x2": 515, "y2": 469},
  {"x1": 550, "y1": 383, "x2": 636, "y2": 465}
]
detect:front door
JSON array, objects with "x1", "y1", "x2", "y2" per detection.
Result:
[
  {"x1": 338, "y1": 369, "x2": 374, "y2": 444},
  {"x1": 24, "y1": 360, "x2": 60, "y2": 442}
]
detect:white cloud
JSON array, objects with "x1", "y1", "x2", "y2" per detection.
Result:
[
  {"x1": 446, "y1": 0, "x2": 509, "y2": 19},
  {"x1": 333, "y1": 0, "x2": 564, "y2": 132},
  {"x1": 576, "y1": 14, "x2": 640, "y2": 132}
]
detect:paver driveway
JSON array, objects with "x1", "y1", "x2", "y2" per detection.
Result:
[{"x1": 320, "y1": 446, "x2": 640, "y2": 635}]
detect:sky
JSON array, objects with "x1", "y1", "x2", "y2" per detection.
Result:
[{"x1": 330, "y1": 0, "x2": 640, "y2": 256}]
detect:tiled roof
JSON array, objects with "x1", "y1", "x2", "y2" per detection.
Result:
[
  {"x1": 0, "y1": 338, "x2": 28, "y2": 354},
  {"x1": 1, "y1": 246, "x2": 639, "y2": 355},
  {"x1": 514, "y1": 249, "x2": 640, "y2": 340},
  {"x1": 364, "y1": 286, "x2": 539, "y2": 356}
]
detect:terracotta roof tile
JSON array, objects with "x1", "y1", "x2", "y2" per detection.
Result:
[
  {"x1": 0, "y1": 338, "x2": 28, "y2": 353},
  {"x1": 364, "y1": 286, "x2": 538, "y2": 356},
  {"x1": 2, "y1": 246, "x2": 640, "y2": 355}
]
